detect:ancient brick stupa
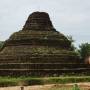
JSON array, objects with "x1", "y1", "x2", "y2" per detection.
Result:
[{"x1": 0, "y1": 12, "x2": 90, "y2": 76}]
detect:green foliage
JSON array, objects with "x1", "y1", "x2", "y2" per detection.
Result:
[
  {"x1": 22, "y1": 78, "x2": 44, "y2": 85},
  {"x1": 0, "y1": 76, "x2": 90, "y2": 87},
  {"x1": 67, "y1": 35, "x2": 75, "y2": 43},
  {"x1": 0, "y1": 77, "x2": 19, "y2": 87},
  {"x1": 72, "y1": 84, "x2": 80, "y2": 90},
  {"x1": 78, "y1": 43, "x2": 90, "y2": 59},
  {"x1": 0, "y1": 41, "x2": 4, "y2": 50},
  {"x1": 67, "y1": 35, "x2": 76, "y2": 51}
]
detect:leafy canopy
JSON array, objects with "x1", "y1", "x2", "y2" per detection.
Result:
[{"x1": 78, "y1": 43, "x2": 90, "y2": 59}]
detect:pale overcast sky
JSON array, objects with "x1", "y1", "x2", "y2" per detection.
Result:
[{"x1": 0, "y1": 0, "x2": 90, "y2": 47}]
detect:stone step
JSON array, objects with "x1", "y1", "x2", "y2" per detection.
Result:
[
  {"x1": 0, "y1": 55, "x2": 79, "y2": 63},
  {"x1": 0, "y1": 68, "x2": 90, "y2": 76},
  {"x1": 0, "y1": 63, "x2": 89, "y2": 69},
  {"x1": 0, "y1": 68, "x2": 90, "y2": 70},
  {"x1": 5, "y1": 38, "x2": 70, "y2": 48}
]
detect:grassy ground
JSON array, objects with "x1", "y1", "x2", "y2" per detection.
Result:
[
  {"x1": 0, "y1": 84, "x2": 90, "y2": 90},
  {"x1": 0, "y1": 76, "x2": 90, "y2": 87},
  {"x1": 24, "y1": 84, "x2": 90, "y2": 90}
]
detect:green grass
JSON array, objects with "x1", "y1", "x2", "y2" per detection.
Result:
[
  {"x1": 0, "y1": 76, "x2": 90, "y2": 87},
  {"x1": 48, "y1": 84, "x2": 82, "y2": 90},
  {"x1": 48, "y1": 87, "x2": 80, "y2": 90},
  {"x1": 48, "y1": 87, "x2": 72, "y2": 90}
]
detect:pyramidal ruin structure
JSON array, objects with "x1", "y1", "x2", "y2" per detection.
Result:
[{"x1": 0, "y1": 12, "x2": 90, "y2": 76}]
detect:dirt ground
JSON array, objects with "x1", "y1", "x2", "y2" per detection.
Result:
[{"x1": 0, "y1": 83, "x2": 90, "y2": 90}]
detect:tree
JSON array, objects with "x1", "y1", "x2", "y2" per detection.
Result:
[
  {"x1": 0, "y1": 41, "x2": 4, "y2": 50},
  {"x1": 67, "y1": 35, "x2": 76, "y2": 51},
  {"x1": 78, "y1": 43, "x2": 90, "y2": 59}
]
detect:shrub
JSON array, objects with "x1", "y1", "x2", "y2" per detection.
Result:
[{"x1": 72, "y1": 84, "x2": 80, "y2": 90}]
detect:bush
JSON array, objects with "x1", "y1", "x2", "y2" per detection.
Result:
[
  {"x1": 23, "y1": 78, "x2": 44, "y2": 85},
  {"x1": 72, "y1": 84, "x2": 80, "y2": 90},
  {"x1": 0, "y1": 76, "x2": 90, "y2": 87},
  {"x1": 0, "y1": 81, "x2": 17, "y2": 87}
]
